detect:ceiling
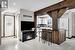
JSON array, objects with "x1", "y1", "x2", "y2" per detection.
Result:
[{"x1": 8, "y1": 0, "x2": 63, "y2": 12}]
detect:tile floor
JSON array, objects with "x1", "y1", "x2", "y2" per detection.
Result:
[{"x1": 0, "y1": 37, "x2": 75, "y2": 50}]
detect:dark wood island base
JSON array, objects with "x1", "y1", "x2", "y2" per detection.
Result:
[{"x1": 42, "y1": 29, "x2": 66, "y2": 45}]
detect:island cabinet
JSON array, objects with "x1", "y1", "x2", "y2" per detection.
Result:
[{"x1": 42, "y1": 29, "x2": 66, "y2": 45}]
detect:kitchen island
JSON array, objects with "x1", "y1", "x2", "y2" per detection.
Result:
[{"x1": 42, "y1": 29, "x2": 66, "y2": 45}]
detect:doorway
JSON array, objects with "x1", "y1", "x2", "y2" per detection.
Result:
[{"x1": 3, "y1": 15, "x2": 15, "y2": 37}]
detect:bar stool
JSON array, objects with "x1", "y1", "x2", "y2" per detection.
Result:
[{"x1": 38, "y1": 28, "x2": 42, "y2": 41}]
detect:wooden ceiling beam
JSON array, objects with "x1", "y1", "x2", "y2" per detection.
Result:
[
  {"x1": 47, "y1": 7, "x2": 67, "y2": 18},
  {"x1": 34, "y1": 0, "x2": 75, "y2": 15}
]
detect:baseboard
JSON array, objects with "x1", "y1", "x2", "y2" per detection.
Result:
[
  {"x1": 66, "y1": 36, "x2": 75, "y2": 39},
  {"x1": 71, "y1": 36, "x2": 75, "y2": 38},
  {"x1": 66, "y1": 37, "x2": 72, "y2": 39}
]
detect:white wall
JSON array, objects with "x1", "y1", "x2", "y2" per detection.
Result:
[
  {"x1": 15, "y1": 14, "x2": 20, "y2": 38},
  {"x1": 58, "y1": 11, "x2": 73, "y2": 38},
  {"x1": 58, "y1": 17, "x2": 69, "y2": 37},
  {"x1": 72, "y1": 12, "x2": 75, "y2": 36},
  {"x1": 19, "y1": 9, "x2": 34, "y2": 40}
]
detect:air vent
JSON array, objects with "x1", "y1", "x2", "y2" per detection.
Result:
[{"x1": 23, "y1": 15, "x2": 32, "y2": 18}]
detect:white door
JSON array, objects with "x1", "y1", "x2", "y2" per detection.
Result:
[{"x1": 5, "y1": 16, "x2": 14, "y2": 36}]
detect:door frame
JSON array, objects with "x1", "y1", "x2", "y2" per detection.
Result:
[{"x1": 3, "y1": 14, "x2": 15, "y2": 37}]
